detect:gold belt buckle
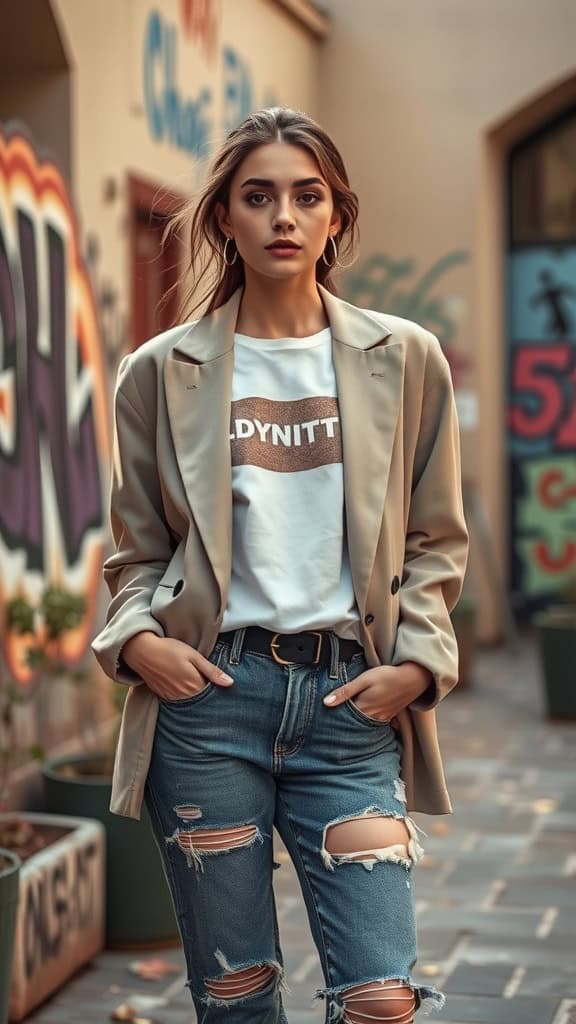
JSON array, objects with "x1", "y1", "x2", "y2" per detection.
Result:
[{"x1": 270, "y1": 631, "x2": 323, "y2": 665}]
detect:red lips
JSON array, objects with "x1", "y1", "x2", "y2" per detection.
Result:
[{"x1": 265, "y1": 240, "x2": 301, "y2": 250}]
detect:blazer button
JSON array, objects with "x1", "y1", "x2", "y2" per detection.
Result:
[
  {"x1": 364, "y1": 613, "x2": 375, "y2": 625},
  {"x1": 172, "y1": 579, "x2": 184, "y2": 597},
  {"x1": 391, "y1": 576, "x2": 400, "y2": 595}
]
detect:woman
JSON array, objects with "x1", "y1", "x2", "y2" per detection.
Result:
[{"x1": 93, "y1": 107, "x2": 468, "y2": 1023}]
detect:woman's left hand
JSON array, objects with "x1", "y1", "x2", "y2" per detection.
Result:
[{"x1": 323, "y1": 661, "x2": 433, "y2": 720}]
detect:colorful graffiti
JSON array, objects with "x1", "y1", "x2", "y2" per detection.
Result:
[
  {"x1": 343, "y1": 250, "x2": 470, "y2": 381},
  {"x1": 0, "y1": 125, "x2": 109, "y2": 683},
  {"x1": 507, "y1": 248, "x2": 576, "y2": 607},
  {"x1": 180, "y1": 0, "x2": 218, "y2": 61},
  {"x1": 143, "y1": 5, "x2": 274, "y2": 158}
]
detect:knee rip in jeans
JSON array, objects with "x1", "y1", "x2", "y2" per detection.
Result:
[
  {"x1": 166, "y1": 819, "x2": 263, "y2": 871},
  {"x1": 321, "y1": 809, "x2": 425, "y2": 872},
  {"x1": 339, "y1": 980, "x2": 416, "y2": 1023},
  {"x1": 202, "y1": 950, "x2": 285, "y2": 1006}
]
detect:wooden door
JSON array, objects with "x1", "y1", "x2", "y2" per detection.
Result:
[{"x1": 129, "y1": 175, "x2": 185, "y2": 349}]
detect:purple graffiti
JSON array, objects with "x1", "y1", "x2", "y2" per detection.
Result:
[{"x1": 0, "y1": 211, "x2": 103, "y2": 572}]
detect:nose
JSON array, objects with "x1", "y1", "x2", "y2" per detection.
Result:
[{"x1": 272, "y1": 196, "x2": 296, "y2": 232}]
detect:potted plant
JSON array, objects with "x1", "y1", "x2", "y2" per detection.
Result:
[
  {"x1": 533, "y1": 575, "x2": 576, "y2": 720},
  {"x1": 0, "y1": 589, "x2": 106, "y2": 1021},
  {"x1": 43, "y1": 659, "x2": 178, "y2": 948}
]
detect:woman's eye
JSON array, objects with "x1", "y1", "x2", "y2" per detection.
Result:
[
  {"x1": 246, "y1": 192, "x2": 269, "y2": 206},
  {"x1": 298, "y1": 192, "x2": 321, "y2": 205}
]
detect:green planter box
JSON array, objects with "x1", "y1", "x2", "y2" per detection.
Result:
[
  {"x1": 533, "y1": 611, "x2": 576, "y2": 720},
  {"x1": 0, "y1": 849, "x2": 20, "y2": 1024},
  {"x1": 43, "y1": 753, "x2": 178, "y2": 948}
]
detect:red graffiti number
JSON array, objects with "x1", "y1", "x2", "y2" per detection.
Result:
[{"x1": 509, "y1": 344, "x2": 576, "y2": 446}]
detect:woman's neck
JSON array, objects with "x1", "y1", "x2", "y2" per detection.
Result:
[{"x1": 235, "y1": 274, "x2": 329, "y2": 339}]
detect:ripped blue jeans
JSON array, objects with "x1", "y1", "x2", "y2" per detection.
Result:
[{"x1": 144, "y1": 630, "x2": 445, "y2": 1022}]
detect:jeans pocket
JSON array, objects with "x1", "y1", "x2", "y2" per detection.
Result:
[
  {"x1": 340, "y1": 653, "x2": 391, "y2": 728},
  {"x1": 159, "y1": 642, "x2": 225, "y2": 707}
]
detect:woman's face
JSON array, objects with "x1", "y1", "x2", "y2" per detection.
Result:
[{"x1": 217, "y1": 141, "x2": 341, "y2": 284}]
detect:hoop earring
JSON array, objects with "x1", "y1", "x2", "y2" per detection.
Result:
[
  {"x1": 223, "y1": 237, "x2": 238, "y2": 267},
  {"x1": 322, "y1": 235, "x2": 338, "y2": 268}
]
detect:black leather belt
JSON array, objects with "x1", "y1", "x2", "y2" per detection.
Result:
[{"x1": 218, "y1": 626, "x2": 363, "y2": 666}]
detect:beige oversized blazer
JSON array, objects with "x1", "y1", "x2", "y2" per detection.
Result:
[{"x1": 92, "y1": 285, "x2": 468, "y2": 820}]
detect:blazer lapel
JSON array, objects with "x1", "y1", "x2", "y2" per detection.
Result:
[
  {"x1": 320, "y1": 287, "x2": 405, "y2": 614},
  {"x1": 163, "y1": 285, "x2": 405, "y2": 622},
  {"x1": 163, "y1": 291, "x2": 242, "y2": 612}
]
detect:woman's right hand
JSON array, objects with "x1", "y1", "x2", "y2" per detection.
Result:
[{"x1": 121, "y1": 632, "x2": 234, "y2": 701}]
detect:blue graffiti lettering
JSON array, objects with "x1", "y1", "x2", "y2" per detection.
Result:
[
  {"x1": 144, "y1": 9, "x2": 213, "y2": 157},
  {"x1": 223, "y1": 46, "x2": 253, "y2": 131}
]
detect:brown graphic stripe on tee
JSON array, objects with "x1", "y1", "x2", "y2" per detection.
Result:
[{"x1": 230, "y1": 396, "x2": 342, "y2": 472}]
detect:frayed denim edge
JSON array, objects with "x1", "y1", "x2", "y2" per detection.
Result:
[
  {"x1": 192, "y1": 951, "x2": 289, "y2": 1006},
  {"x1": 316, "y1": 977, "x2": 446, "y2": 1020}
]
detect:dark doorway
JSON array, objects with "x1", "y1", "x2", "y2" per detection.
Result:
[{"x1": 129, "y1": 175, "x2": 186, "y2": 349}]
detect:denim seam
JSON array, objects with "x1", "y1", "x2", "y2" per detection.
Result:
[
  {"x1": 277, "y1": 668, "x2": 317, "y2": 759},
  {"x1": 276, "y1": 793, "x2": 334, "y2": 993}
]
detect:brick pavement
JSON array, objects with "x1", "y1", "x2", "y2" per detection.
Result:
[{"x1": 22, "y1": 638, "x2": 576, "y2": 1024}]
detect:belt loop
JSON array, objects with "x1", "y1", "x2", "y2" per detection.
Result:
[
  {"x1": 328, "y1": 632, "x2": 339, "y2": 679},
  {"x1": 229, "y1": 627, "x2": 247, "y2": 666}
]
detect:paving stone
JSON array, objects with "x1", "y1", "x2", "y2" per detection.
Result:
[
  {"x1": 497, "y1": 881, "x2": 576, "y2": 908},
  {"x1": 517, "y1": 965, "x2": 576, "y2": 997},
  {"x1": 538, "y1": 814, "x2": 576, "y2": 832},
  {"x1": 416, "y1": 929, "x2": 462, "y2": 961},
  {"x1": 415, "y1": 884, "x2": 495, "y2": 907},
  {"x1": 437, "y1": 995, "x2": 560, "y2": 1023},
  {"x1": 442, "y1": 963, "x2": 515, "y2": 996},
  {"x1": 462, "y1": 933, "x2": 576, "y2": 969},
  {"x1": 501, "y1": 862, "x2": 569, "y2": 879},
  {"x1": 416, "y1": 908, "x2": 543, "y2": 935},
  {"x1": 558, "y1": 793, "x2": 576, "y2": 812},
  {"x1": 552, "y1": 908, "x2": 576, "y2": 936},
  {"x1": 446, "y1": 861, "x2": 505, "y2": 884}
]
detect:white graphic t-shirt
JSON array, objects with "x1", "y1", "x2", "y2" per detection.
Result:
[{"x1": 221, "y1": 328, "x2": 361, "y2": 640}]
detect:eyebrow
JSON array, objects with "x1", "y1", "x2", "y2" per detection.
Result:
[{"x1": 240, "y1": 177, "x2": 327, "y2": 189}]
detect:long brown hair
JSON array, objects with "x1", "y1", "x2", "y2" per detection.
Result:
[{"x1": 167, "y1": 107, "x2": 359, "y2": 320}]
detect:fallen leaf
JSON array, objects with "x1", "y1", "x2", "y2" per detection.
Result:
[
  {"x1": 129, "y1": 958, "x2": 180, "y2": 981},
  {"x1": 111, "y1": 1004, "x2": 136, "y2": 1022},
  {"x1": 420, "y1": 963, "x2": 441, "y2": 977},
  {"x1": 110, "y1": 1007, "x2": 157, "y2": 1024},
  {"x1": 532, "y1": 798, "x2": 558, "y2": 815}
]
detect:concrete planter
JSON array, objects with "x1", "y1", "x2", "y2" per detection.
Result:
[
  {"x1": 43, "y1": 753, "x2": 178, "y2": 948},
  {"x1": 0, "y1": 813, "x2": 105, "y2": 1022},
  {"x1": 0, "y1": 850, "x2": 21, "y2": 1024}
]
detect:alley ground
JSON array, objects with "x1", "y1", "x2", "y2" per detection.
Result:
[{"x1": 23, "y1": 637, "x2": 576, "y2": 1024}]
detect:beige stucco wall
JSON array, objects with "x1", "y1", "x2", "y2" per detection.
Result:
[
  {"x1": 51, "y1": 0, "x2": 320, "y2": 353},
  {"x1": 319, "y1": 0, "x2": 576, "y2": 638},
  {"x1": 0, "y1": 0, "x2": 320, "y2": 793}
]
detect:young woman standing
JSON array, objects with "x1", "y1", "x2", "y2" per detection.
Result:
[{"x1": 93, "y1": 107, "x2": 468, "y2": 1023}]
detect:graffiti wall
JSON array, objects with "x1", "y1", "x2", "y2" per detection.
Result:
[
  {"x1": 0, "y1": 124, "x2": 109, "y2": 683},
  {"x1": 343, "y1": 249, "x2": 470, "y2": 380},
  {"x1": 507, "y1": 247, "x2": 576, "y2": 610},
  {"x1": 141, "y1": 0, "x2": 278, "y2": 161}
]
